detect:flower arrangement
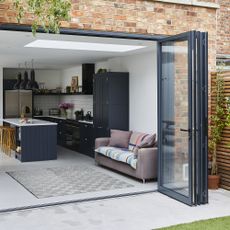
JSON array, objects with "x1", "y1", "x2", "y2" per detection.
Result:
[{"x1": 59, "y1": 103, "x2": 73, "y2": 110}]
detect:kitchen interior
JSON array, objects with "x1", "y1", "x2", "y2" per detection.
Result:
[
  {"x1": 0, "y1": 30, "x2": 157, "y2": 163},
  {"x1": 3, "y1": 63, "x2": 97, "y2": 160}
]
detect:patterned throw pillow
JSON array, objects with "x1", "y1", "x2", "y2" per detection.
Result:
[
  {"x1": 138, "y1": 134, "x2": 156, "y2": 148},
  {"x1": 133, "y1": 134, "x2": 156, "y2": 158},
  {"x1": 128, "y1": 132, "x2": 149, "y2": 151}
]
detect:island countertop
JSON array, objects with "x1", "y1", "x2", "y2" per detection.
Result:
[{"x1": 2, "y1": 118, "x2": 58, "y2": 127}]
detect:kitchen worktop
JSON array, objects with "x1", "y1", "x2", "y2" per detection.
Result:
[
  {"x1": 34, "y1": 115, "x2": 93, "y2": 125},
  {"x1": 78, "y1": 120, "x2": 93, "y2": 125},
  {"x1": 2, "y1": 118, "x2": 57, "y2": 127},
  {"x1": 34, "y1": 115, "x2": 67, "y2": 120}
]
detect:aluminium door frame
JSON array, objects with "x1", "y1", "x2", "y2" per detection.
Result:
[
  {"x1": 157, "y1": 30, "x2": 208, "y2": 206},
  {"x1": 0, "y1": 24, "x2": 208, "y2": 206},
  {"x1": 157, "y1": 31, "x2": 195, "y2": 205}
]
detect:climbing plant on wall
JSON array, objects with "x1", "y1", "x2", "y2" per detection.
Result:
[{"x1": 0, "y1": 0, "x2": 71, "y2": 35}]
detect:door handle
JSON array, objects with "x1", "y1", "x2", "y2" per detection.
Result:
[{"x1": 180, "y1": 128, "x2": 190, "y2": 132}]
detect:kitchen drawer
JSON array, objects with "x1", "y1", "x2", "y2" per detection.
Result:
[
  {"x1": 79, "y1": 123, "x2": 93, "y2": 138},
  {"x1": 79, "y1": 123, "x2": 94, "y2": 157}
]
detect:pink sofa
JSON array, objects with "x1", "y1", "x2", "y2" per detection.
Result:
[{"x1": 95, "y1": 133, "x2": 158, "y2": 182}]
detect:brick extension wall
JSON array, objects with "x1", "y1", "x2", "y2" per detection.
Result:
[
  {"x1": 217, "y1": 0, "x2": 230, "y2": 56},
  {"x1": 0, "y1": 0, "x2": 218, "y2": 70}
]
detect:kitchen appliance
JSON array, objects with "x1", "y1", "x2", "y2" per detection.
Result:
[
  {"x1": 4, "y1": 90, "x2": 33, "y2": 118},
  {"x1": 75, "y1": 109, "x2": 84, "y2": 120},
  {"x1": 85, "y1": 111, "x2": 93, "y2": 121},
  {"x1": 49, "y1": 108, "x2": 60, "y2": 116},
  {"x1": 34, "y1": 108, "x2": 43, "y2": 116},
  {"x1": 63, "y1": 119, "x2": 80, "y2": 150}
]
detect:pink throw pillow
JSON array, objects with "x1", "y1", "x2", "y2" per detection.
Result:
[{"x1": 109, "y1": 129, "x2": 132, "y2": 149}]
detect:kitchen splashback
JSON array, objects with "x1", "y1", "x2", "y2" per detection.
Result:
[
  {"x1": 60, "y1": 95, "x2": 93, "y2": 117},
  {"x1": 34, "y1": 96, "x2": 60, "y2": 116},
  {"x1": 34, "y1": 95, "x2": 93, "y2": 118}
]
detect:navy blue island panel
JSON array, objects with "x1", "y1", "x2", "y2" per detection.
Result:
[
  {"x1": 3, "y1": 118, "x2": 57, "y2": 162},
  {"x1": 19, "y1": 125, "x2": 57, "y2": 162}
]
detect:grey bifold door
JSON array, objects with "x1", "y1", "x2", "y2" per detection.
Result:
[{"x1": 157, "y1": 31, "x2": 208, "y2": 205}]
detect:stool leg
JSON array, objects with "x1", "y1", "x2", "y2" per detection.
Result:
[
  {"x1": 10, "y1": 130, "x2": 16, "y2": 155},
  {"x1": 8, "y1": 132, "x2": 11, "y2": 156},
  {"x1": 6, "y1": 131, "x2": 10, "y2": 156},
  {"x1": 0, "y1": 130, "x2": 2, "y2": 152},
  {"x1": 2, "y1": 130, "x2": 6, "y2": 154}
]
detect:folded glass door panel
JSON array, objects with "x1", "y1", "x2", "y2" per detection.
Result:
[{"x1": 157, "y1": 31, "x2": 208, "y2": 205}]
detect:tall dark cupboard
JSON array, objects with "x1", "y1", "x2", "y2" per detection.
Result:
[
  {"x1": 93, "y1": 72, "x2": 129, "y2": 138},
  {"x1": 82, "y1": 64, "x2": 95, "y2": 95}
]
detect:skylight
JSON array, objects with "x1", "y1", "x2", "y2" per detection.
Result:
[{"x1": 25, "y1": 39, "x2": 146, "y2": 52}]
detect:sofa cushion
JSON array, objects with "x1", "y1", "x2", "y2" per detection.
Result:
[
  {"x1": 138, "y1": 134, "x2": 156, "y2": 148},
  {"x1": 109, "y1": 129, "x2": 132, "y2": 149},
  {"x1": 128, "y1": 132, "x2": 148, "y2": 151},
  {"x1": 95, "y1": 146, "x2": 137, "y2": 169}
]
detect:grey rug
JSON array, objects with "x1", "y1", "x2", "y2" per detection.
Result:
[{"x1": 7, "y1": 166, "x2": 134, "y2": 199}]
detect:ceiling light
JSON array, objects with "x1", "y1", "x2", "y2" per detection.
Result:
[{"x1": 25, "y1": 39, "x2": 146, "y2": 52}]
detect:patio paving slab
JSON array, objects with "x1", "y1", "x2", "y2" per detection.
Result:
[{"x1": 0, "y1": 189, "x2": 229, "y2": 230}]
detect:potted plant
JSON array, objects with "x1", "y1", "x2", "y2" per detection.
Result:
[{"x1": 209, "y1": 65, "x2": 230, "y2": 189}]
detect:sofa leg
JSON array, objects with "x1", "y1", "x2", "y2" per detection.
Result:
[{"x1": 142, "y1": 179, "x2": 146, "y2": 184}]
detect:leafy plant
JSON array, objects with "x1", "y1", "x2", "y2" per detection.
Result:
[
  {"x1": 0, "y1": 0, "x2": 71, "y2": 35},
  {"x1": 209, "y1": 64, "x2": 230, "y2": 175}
]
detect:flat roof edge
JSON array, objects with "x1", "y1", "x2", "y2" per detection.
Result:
[{"x1": 0, "y1": 23, "x2": 166, "y2": 41}]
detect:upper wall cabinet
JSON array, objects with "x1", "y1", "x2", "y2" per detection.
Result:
[{"x1": 82, "y1": 64, "x2": 95, "y2": 95}]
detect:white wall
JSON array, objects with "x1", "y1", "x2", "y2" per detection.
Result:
[
  {"x1": 35, "y1": 70, "x2": 61, "y2": 89},
  {"x1": 61, "y1": 65, "x2": 82, "y2": 89},
  {"x1": 0, "y1": 67, "x2": 3, "y2": 124},
  {"x1": 96, "y1": 51, "x2": 157, "y2": 134}
]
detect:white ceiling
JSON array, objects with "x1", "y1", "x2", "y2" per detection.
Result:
[{"x1": 0, "y1": 30, "x2": 156, "y2": 69}]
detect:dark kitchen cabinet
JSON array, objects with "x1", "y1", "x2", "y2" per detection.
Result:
[
  {"x1": 62, "y1": 119, "x2": 80, "y2": 151},
  {"x1": 93, "y1": 72, "x2": 129, "y2": 138},
  {"x1": 79, "y1": 122, "x2": 94, "y2": 157},
  {"x1": 36, "y1": 117, "x2": 65, "y2": 146},
  {"x1": 57, "y1": 119, "x2": 65, "y2": 146},
  {"x1": 82, "y1": 64, "x2": 95, "y2": 95},
  {"x1": 3, "y1": 79, "x2": 17, "y2": 90},
  {"x1": 35, "y1": 117, "x2": 80, "y2": 151}
]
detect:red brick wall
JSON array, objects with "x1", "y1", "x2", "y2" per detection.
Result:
[
  {"x1": 217, "y1": 0, "x2": 230, "y2": 56},
  {"x1": 0, "y1": 0, "x2": 218, "y2": 70}
]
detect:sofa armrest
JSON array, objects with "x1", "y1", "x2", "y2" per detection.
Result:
[
  {"x1": 136, "y1": 147, "x2": 158, "y2": 179},
  {"x1": 95, "y1": 137, "x2": 110, "y2": 149}
]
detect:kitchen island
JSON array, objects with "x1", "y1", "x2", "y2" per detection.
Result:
[{"x1": 2, "y1": 118, "x2": 57, "y2": 162}]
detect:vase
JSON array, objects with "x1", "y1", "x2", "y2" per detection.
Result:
[
  {"x1": 62, "y1": 109, "x2": 67, "y2": 118},
  {"x1": 66, "y1": 109, "x2": 72, "y2": 119}
]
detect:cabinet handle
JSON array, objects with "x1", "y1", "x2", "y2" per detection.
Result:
[{"x1": 97, "y1": 127, "x2": 103, "y2": 129}]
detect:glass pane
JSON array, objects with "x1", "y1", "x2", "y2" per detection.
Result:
[{"x1": 161, "y1": 40, "x2": 189, "y2": 197}]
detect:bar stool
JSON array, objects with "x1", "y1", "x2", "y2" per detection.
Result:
[
  {"x1": 2, "y1": 127, "x2": 16, "y2": 156},
  {"x1": 0, "y1": 126, "x2": 4, "y2": 151}
]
